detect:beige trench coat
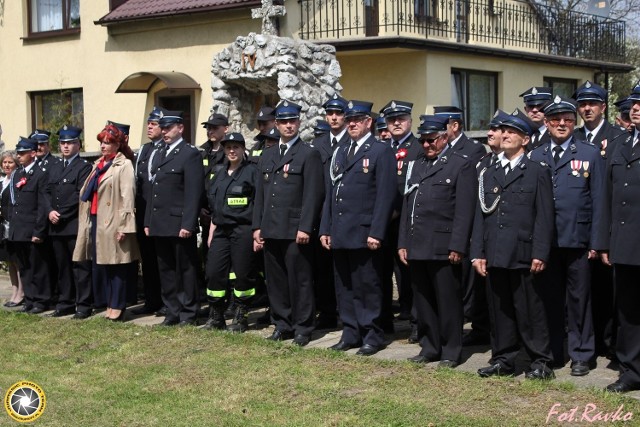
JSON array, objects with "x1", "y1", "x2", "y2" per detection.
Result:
[{"x1": 73, "y1": 152, "x2": 140, "y2": 264}]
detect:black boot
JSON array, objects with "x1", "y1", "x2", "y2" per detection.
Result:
[
  {"x1": 224, "y1": 293, "x2": 236, "y2": 320},
  {"x1": 227, "y1": 303, "x2": 248, "y2": 333},
  {"x1": 203, "y1": 304, "x2": 226, "y2": 330}
]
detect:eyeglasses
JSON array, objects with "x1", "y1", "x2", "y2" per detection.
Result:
[
  {"x1": 420, "y1": 136, "x2": 441, "y2": 144},
  {"x1": 547, "y1": 118, "x2": 576, "y2": 126}
]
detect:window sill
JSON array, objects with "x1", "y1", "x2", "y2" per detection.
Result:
[{"x1": 22, "y1": 28, "x2": 81, "y2": 42}]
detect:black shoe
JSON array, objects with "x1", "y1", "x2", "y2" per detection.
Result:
[
  {"x1": 462, "y1": 331, "x2": 490, "y2": 346},
  {"x1": 478, "y1": 363, "x2": 514, "y2": 378},
  {"x1": 356, "y1": 344, "x2": 382, "y2": 356},
  {"x1": 407, "y1": 354, "x2": 435, "y2": 364},
  {"x1": 18, "y1": 305, "x2": 32, "y2": 313},
  {"x1": 525, "y1": 367, "x2": 555, "y2": 380},
  {"x1": 131, "y1": 305, "x2": 159, "y2": 315},
  {"x1": 293, "y1": 334, "x2": 311, "y2": 347},
  {"x1": 570, "y1": 361, "x2": 590, "y2": 377},
  {"x1": 72, "y1": 311, "x2": 92, "y2": 320},
  {"x1": 438, "y1": 359, "x2": 459, "y2": 368},
  {"x1": 178, "y1": 320, "x2": 196, "y2": 327},
  {"x1": 154, "y1": 307, "x2": 167, "y2": 317},
  {"x1": 227, "y1": 304, "x2": 248, "y2": 333},
  {"x1": 606, "y1": 381, "x2": 638, "y2": 393},
  {"x1": 28, "y1": 306, "x2": 46, "y2": 314},
  {"x1": 329, "y1": 340, "x2": 360, "y2": 351},
  {"x1": 407, "y1": 324, "x2": 419, "y2": 344},
  {"x1": 267, "y1": 330, "x2": 294, "y2": 341},
  {"x1": 5, "y1": 299, "x2": 25, "y2": 308},
  {"x1": 48, "y1": 307, "x2": 76, "y2": 317},
  {"x1": 156, "y1": 318, "x2": 179, "y2": 327}
]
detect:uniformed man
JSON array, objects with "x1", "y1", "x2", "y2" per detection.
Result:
[
  {"x1": 30, "y1": 129, "x2": 61, "y2": 172},
  {"x1": 313, "y1": 120, "x2": 331, "y2": 137},
  {"x1": 529, "y1": 96, "x2": 605, "y2": 375},
  {"x1": 383, "y1": 100, "x2": 423, "y2": 330},
  {"x1": 433, "y1": 106, "x2": 486, "y2": 164},
  {"x1": 320, "y1": 100, "x2": 396, "y2": 356},
  {"x1": 600, "y1": 82, "x2": 640, "y2": 393},
  {"x1": 45, "y1": 126, "x2": 92, "y2": 318},
  {"x1": 249, "y1": 127, "x2": 280, "y2": 165},
  {"x1": 144, "y1": 110, "x2": 205, "y2": 326},
  {"x1": 463, "y1": 109, "x2": 510, "y2": 346},
  {"x1": 471, "y1": 109, "x2": 555, "y2": 380},
  {"x1": 312, "y1": 95, "x2": 349, "y2": 330},
  {"x1": 398, "y1": 115, "x2": 476, "y2": 367},
  {"x1": 10, "y1": 137, "x2": 52, "y2": 314},
  {"x1": 375, "y1": 116, "x2": 391, "y2": 143},
  {"x1": 131, "y1": 107, "x2": 165, "y2": 316},
  {"x1": 253, "y1": 100, "x2": 324, "y2": 346},
  {"x1": 573, "y1": 81, "x2": 627, "y2": 359},
  {"x1": 519, "y1": 86, "x2": 553, "y2": 150},
  {"x1": 249, "y1": 106, "x2": 276, "y2": 159},
  {"x1": 614, "y1": 97, "x2": 633, "y2": 130}
]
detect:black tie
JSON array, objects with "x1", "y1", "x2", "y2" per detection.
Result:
[
  {"x1": 279, "y1": 144, "x2": 287, "y2": 158},
  {"x1": 553, "y1": 145, "x2": 563, "y2": 164},
  {"x1": 151, "y1": 145, "x2": 166, "y2": 175},
  {"x1": 504, "y1": 163, "x2": 511, "y2": 176},
  {"x1": 332, "y1": 137, "x2": 338, "y2": 147},
  {"x1": 347, "y1": 141, "x2": 357, "y2": 161},
  {"x1": 392, "y1": 140, "x2": 399, "y2": 151},
  {"x1": 63, "y1": 159, "x2": 68, "y2": 169},
  {"x1": 586, "y1": 132, "x2": 593, "y2": 143}
]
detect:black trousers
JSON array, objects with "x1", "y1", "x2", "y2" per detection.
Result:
[
  {"x1": 591, "y1": 259, "x2": 616, "y2": 356},
  {"x1": 410, "y1": 260, "x2": 463, "y2": 362},
  {"x1": 136, "y1": 229, "x2": 162, "y2": 310},
  {"x1": 206, "y1": 224, "x2": 258, "y2": 304},
  {"x1": 333, "y1": 248, "x2": 385, "y2": 348},
  {"x1": 11, "y1": 240, "x2": 51, "y2": 310},
  {"x1": 155, "y1": 236, "x2": 200, "y2": 322},
  {"x1": 52, "y1": 236, "x2": 92, "y2": 312},
  {"x1": 486, "y1": 267, "x2": 553, "y2": 371},
  {"x1": 613, "y1": 264, "x2": 640, "y2": 387},
  {"x1": 541, "y1": 247, "x2": 594, "y2": 364},
  {"x1": 263, "y1": 239, "x2": 315, "y2": 336},
  {"x1": 313, "y1": 238, "x2": 337, "y2": 318},
  {"x1": 463, "y1": 259, "x2": 490, "y2": 335}
]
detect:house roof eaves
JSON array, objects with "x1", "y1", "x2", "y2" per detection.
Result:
[{"x1": 327, "y1": 36, "x2": 634, "y2": 73}]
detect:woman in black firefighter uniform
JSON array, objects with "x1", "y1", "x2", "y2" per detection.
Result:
[{"x1": 204, "y1": 132, "x2": 260, "y2": 332}]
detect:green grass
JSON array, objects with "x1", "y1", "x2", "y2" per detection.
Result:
[{"x1": 0, "y1": 310, "x2": 638, "y2": 426}]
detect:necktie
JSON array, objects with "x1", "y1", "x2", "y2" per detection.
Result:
[
  {"x1": 332, "y1": 137, "x2": 338, "y2": 147},
  {"x1": 151, "y1": 145, "x2": 166, "y2": 175},
  {"x1": 504, "y1": 163, "x2": 511, "y2": 176},
  {"x1": 392, "y1": 140, "x2": 399, "y2": 151},
  {"x1": 553, "y1": 145, "x2": 563, "y2": 164},
  {"x1": 347, "y1": 141, "x2": 357, "y2": 161},
  {"x1": 586, "y1": 132, "x2": 593, "y2": 143},
  {"x1": 279, "y1": 144, "x2": 287, "y2": 158}
]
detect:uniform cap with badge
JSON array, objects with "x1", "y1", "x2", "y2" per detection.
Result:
[
  {"x1": 501, "y1": 109, "x2": 536, "y2": 136},
  {"x1": 107, "y1": 121, "x2": 130, "y2": 136},
  {"x1": 543, "y1": 95, "x2": 577, "y2": 116},
  {"x1": 220, "y1": 132, "x2": 245, "y2": 146},
  {"x1": 433, "y1": 105, "x2": 463, "y2": 120},
  {"x1": 614, "y1": 97, "x2": 632, "y2": 115},
  {"x1": 256, "y1": 106, "x2": 275, "y2": 122},
  {"x1": 489, "y1": 109, "x2": 511, "y2": 128},
  {"x1": 375, "y1": 115, "x2": 388, "y2": 131},
  {"x1": 627, "y1": 81, "x2": 640, "y2": 102},
  {"x1": 381, "y1": 100, "x2": 413, "y2": 118},
  {"x1": 417, "y1": 115, "x2": 449, "y2": 134},
  {"x1": 275, "y1": 100, "x2": 302, "y2": 120},
  {"x1": 57, "y1": 125, "x2": 83, "y2": 143},
  {"x1": 16, "y1": 137, "x2": 38, "y2": 152},
  {"x1": 29, "y1": 129, "x2": 51, "y2": 143},
  {"x1": 201, "y1": 113, "x2": 229, "y2": 128},
  {"x1": 158, "y1": 110, "x2": 184, "y2": 128},
  {"x1": 519, "y1": 86, "x2": 553, "y2": 107},
  {"x1": 573, "y1": 81, "x2": 607, "y2": 103},
  {"x1": 147, "y1": 106, "x2": 164, "y2": 123},
  {"x1": 344, "y1": 100, "x2": 374, "y2": 119},
  {"x1": 322, "y1": 94, "x2": 348, "y2": 113}
]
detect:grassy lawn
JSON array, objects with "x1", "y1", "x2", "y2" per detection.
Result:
[{"x1": 1, "y1": 310, "x2": 638, "y2": 426}]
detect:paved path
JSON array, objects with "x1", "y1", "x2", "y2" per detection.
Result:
[{"x1": 2, "y1": 274, "x2": 638, "y2": 399}]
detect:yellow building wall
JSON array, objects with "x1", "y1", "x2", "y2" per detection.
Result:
[{"x1": 0, "y1": 1, "x2": 259, "y2": 152}]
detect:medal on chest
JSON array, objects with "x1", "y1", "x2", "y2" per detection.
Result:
[
  {"x1": 600, "y1": 139, "x2": 607, "y2": 157},
  {"x1": 582, "y1": 161, "x2": 590, "y2": 178},
  {"x1": 397, "y1": 160, "x2": 403, "y2": 176},
  {"x1": 363, "y1": 158, "x2": 369, "y2": 174},
  {"x1": 283, "y1": 163, "x2": 290, "y2": 178},
  {"x1": 570, "y1": 159, "x2": 582, "y2": 177}
]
